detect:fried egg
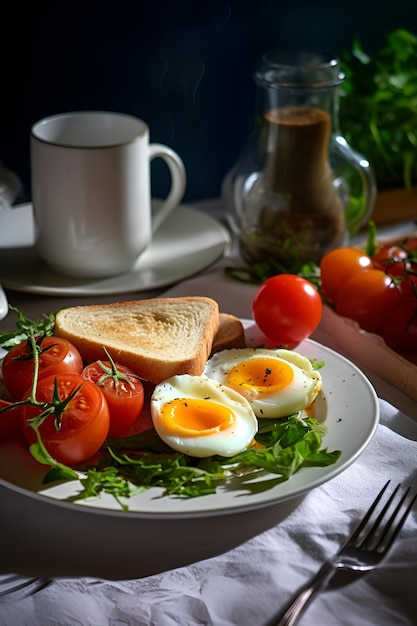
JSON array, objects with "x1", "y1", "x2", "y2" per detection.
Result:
[
  {"x1": 204, "y1": 348, "x2": 322, "y2": 418},
  {"x1": 150, "y1": 374, "x2": 258, "y2": 458}
]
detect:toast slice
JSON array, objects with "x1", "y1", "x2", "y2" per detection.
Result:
[
  {"x1": 211, "y1": 313, "x2": 246, "y2": 355},
  {"x1": 54, "y1": 297, "x2": 220, "y2": 384}
]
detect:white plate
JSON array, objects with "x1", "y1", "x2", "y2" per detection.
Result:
[
  {"x1": 0, "y1": 321, "x2": 379, "y2": 520},
  {"x1": 0, "y1": 201, "x2": 230, "y2": 296}
]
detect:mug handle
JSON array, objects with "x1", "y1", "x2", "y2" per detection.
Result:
[{"x1": 148, "y1": 144, "x2": 187, "y2": 233}]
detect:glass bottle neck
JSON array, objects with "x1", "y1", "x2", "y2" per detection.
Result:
[
  {"x1": 256, "y1": 84, "x2": 341, "y2": 135},
  {"x1": 254, "y1": 49, "x2": 344, "y2": 136}
]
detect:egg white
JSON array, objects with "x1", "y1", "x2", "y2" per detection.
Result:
[
  {"x1": 150, "y1": 374, "x2": 258, "y2": 458},
  {"x1": 204, "y1": 348, "x2": 322, "y2": 418}
]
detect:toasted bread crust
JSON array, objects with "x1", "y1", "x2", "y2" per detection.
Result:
[
  {"x1": 55, "y1": 297, "x2": 220, "y2": 384},
  {"x1": 211, "y1": 313, "x2": 246, "y2": 355}
]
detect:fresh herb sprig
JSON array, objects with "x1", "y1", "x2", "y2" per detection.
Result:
[
  {"x1": 0, "y1": 305, "x2": 55, "y2": 351},
  {"x1": 225, "y1": 260, "x2": 320, "y2": 286},
  {"x1": 340, "y1": 28, "x2": 417, "y2": 191}
]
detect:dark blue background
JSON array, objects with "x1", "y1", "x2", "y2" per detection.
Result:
[{"x1": 1, "y1": 0, "x2": 416, "y2": 203}]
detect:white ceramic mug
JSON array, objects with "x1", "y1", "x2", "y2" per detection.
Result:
[{"x1": 30, "y1": 111, "x2": 186, "y2": 278}]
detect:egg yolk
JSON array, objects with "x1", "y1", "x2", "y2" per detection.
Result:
[
  {"x1": 160, "y1": 398, "x2": 236, "y2": 437},
  {"x1": 227, "y1": 357, "x2": 294, "y2": 396}
]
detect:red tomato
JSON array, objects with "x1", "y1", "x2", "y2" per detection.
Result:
[
  {"x1": 335, "y1": 270, "x2": 401, "y2": 333},
  {"x1": 252, "y1": 274, "x2": 322, "y2": 348},
  {"x1": 21, "y1": 373, "x2": 110, "y2": 466},
  {"x1": 384, "y1": 260, "x2": 412, "y2": 278},
  {"x1": 2, "y1": 336, "x2": 83, "y2": 400},
  {"x1": 373, "y1": 237, "x2": 417, "y2": 278},
  {"x1": 320, "y1": 247, "x2": 372, "y2": 303},
  {"x1": 0, "y1": 399, "x2": 23, "y2": 441},
  {"x1": 383, "y1": 294, "x2": 417, "y2": 354},
  {"x1": 402, "y1": 237, "x2": 417, "y2": 249},
  {"x1": 372, "y1": 242, "x2": 409, "y2": 272},
  {"x1": 81, "y1": 361, "x2": 144, "y2": 437},
  {"x1": 398, "y1": 272, "x2": 417, "y2": 297}
]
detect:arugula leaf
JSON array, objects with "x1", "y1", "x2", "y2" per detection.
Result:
[
  {"x1": 72, "y1": 467, "x2": 146, "y2": 512},
  {"x1": 310, "y1": 358, "x2": 326, "y2": 371},
  {"x1": 29, "y1": 438, "x2": 79, "y2": 483},
  {"x1": 0, "y1": 305, "x2": 56, "y2": 351},
  {"x1": 69, "y1": 415, "x2": 341, "y2": 508}
]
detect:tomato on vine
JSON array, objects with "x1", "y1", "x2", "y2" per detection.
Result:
[
  {"x1": 2, "y1": 335, "x2": 83, "y2": 400},
  {"x1": 21, "y1": 373, "x2": 110, "y2": 466},
  {"x1": 82, "y1": 355, "x2": 144, "y2": 437},
  {"x1": 319, "y1": 247, "x2": 372, "y2": 303},
  {"x1": 0, "y1": 399, "x2": 23, "y2": 442},
  {"x1": 335, "y1": 269, "x2": 401, "y2": 333},
  {"x1": 383, "y1": 294, "x2": 417, "y2": 355},
  {"x1": 372, "y1": 242, "x2": 410, "y2": 272},
  {"x1": 398, "y1": 272, "x2": 417, "y2": 297}
]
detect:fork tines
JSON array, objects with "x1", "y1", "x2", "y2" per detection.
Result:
[{"x1": 349, "y1": 480, "x2": 417, "y2": 553}]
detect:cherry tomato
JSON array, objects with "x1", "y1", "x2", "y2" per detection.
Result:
[
  {"x1": 373, "y1": 237, "x2": 417, "y2": 278},
  {"x1": 402, "y1": 237, "x2": 417, "y2": 249},
  {"x1": 81, "y1": 361, "x2": 144, "y2": 437},
  {"x1": 372, "y1": 242, "x2": 409, "y2": 272},
  {"x1": 383, "y1": 294, "x2": 417, "y2": 354},
  {"x1": 0, "y1": 399, "x2": 23, "y2": 441},
  {"x1": 398, "y1": 272, "x2": 417, "y2": 297},
  {"x1": 21, "y1": 373, "x2": 110, "y2": 466},
  {"x1": 252, "y1": 274, "x2": 322, "y2": 348},
  {"x1": 320, "y1": 247, "x2": 372, "y2": 303},
  {"x1": 2, "y1": 336, "x2": 83, "y2": 400},
  {"x1": 385, "y1": 260, "x2": 412, "y2": 278},
  {"x1": 335, "y1": 269, "x2": 401, "y2": 333}
]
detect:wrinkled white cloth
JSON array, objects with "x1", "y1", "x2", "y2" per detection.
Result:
[{"x1": 1, "y1": 399, "x2": 416, "y2": 626}]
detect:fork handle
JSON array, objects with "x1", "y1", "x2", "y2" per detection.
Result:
[{"x1": 268, "y1": 560, "x2": 337, "y2": 626}]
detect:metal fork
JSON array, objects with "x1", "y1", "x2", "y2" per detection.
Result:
[{"x1": 267, "y1": 480, "x2": 417, "y2": 626}]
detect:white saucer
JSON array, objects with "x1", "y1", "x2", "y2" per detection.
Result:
[{"x1": 0, "y1": 201, "x2": 230, "y2": 296}]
